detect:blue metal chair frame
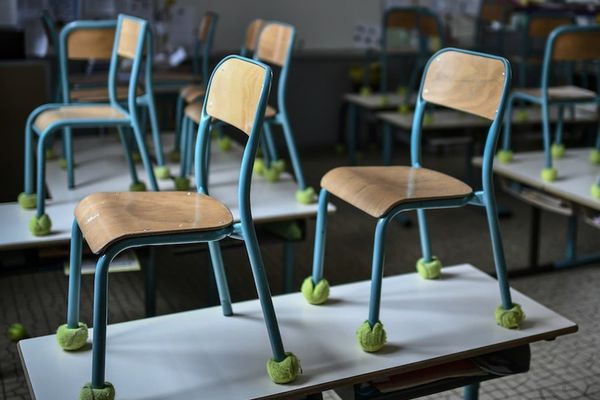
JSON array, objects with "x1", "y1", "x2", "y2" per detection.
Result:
[
  {"x1": 62, "y1": 55, "x2": 298, "y2": 396},
  {"x1": 306, "y1": 48, "x2": 522, "y2": 352},
  {"x1": 171, "y1": 12, "x2": 218, "y2": 157},
  {"x1": 19, "y1": 16, "x2": 158, "y2": 236},
  {"x1": 500, "y1": 25, "x2": 600, "y2": 192},
  {"x1": 347, "y1": 7, "x2": 446, "y2": 165}
]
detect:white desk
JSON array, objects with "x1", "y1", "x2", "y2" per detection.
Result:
[
  {"x1": 19, "y1": 264, "x2": 576, "y2": 400},
  {"x1": 0, "y1": 135, "x2": 333, "y2": 250}
]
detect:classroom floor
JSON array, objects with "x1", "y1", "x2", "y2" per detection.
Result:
[{"x1": 1, "y1": 145, "x2": 598, "y2": 400}]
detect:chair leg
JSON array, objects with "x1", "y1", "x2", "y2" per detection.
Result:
[
  {"x1": 242, "y1": 226, "x2": 299, "y2": 384},
  {"x1": 146, "y1": 97, "x2": 170, "y2": 179},
  {"x1": 484, "y1": 196, "x2": 524, "y2": 329},
  {"x1": 63, "y1": 127, "x2": 75, "y2": 189},
  {"x1": 357, "y1": 217, "x2": 390, "y2": 353},
  {"x1": 541, "y1": 100, "x2": 557, "y2": 182},
  {"x1": 498, "y1": 95, "x2": 515, "y2": 163},
  {"x1": 278, "y1": 113, "x2": 315, "y2": 204},
  {"x1": 464, "y1": 383, "x2": 480, "y2": 400},
  {"x1": 302, "y1": 189, "x2": 330, "y2": 305},
  {"x1": 551, "y1": 105, "x2": 565, "y2": 159},
  {"x1": 172, "y1": 94, "x2": 185, "y2": 156},
  {"x1": 131, "y1": 118, "x2": 159, "y2": 192},
  {"x1": 18, "y1": 117, "x2": 37, "y2": 210},
  {"x1": 415, "y1": 209, "x2": 441, "y2": 279},
  {"x1": 208, "y1": 241, "x2": 233, "y2": 316},
  {"x1": 56, "y1": 220, "x2": 88, "y2": 351},
  {"x1": 117, "y1": 127, "x2": 143, "y2": 192},
  {"x1": 29, "y1": 129, "x2": 53, "y2": 236},
  {"x1": 175, "y1": 117, "x2": 191, "y2": 191},
  {"x1": 83, "y1": 253, "x2": 115, "y2": 399},
  {"x1": 186, "y1": 119, "x2": 195, "y2": 175},
  {"x1": 263, "y1": 121, "x2": 280, "y2": 163}
]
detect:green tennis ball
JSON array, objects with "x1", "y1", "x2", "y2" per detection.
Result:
[
  {"x1": 398, "y1": 103, "x2": 410, "y2": 114},
  {"x1": 551, "y1": 143, "x2": 565, "y2": 159},
  {"x1": 271, "y1": 159, "x2": 286, "y2": 173},
  {"x1": 296, "y1": 187, "x2": 316, "y2": 204},
  {"x1": 589, "y1": 149, "x2": 600, "y2": 164},
  {"x1": 29, "y1": 214, "x2": 52, "y2": 236},
  {"x1": 378, "y1": 95, "x2": 389, "y2": 107},
  {"x1": 129, "y1": 181, "x2": 147, "y2": 192},
  {"x1": 301, "y1": 277, "x2": 329, "y2": 305},
  {"x1": 8, "y1": 323, "x2": 29, "y2": 343},
  {"x1": 18, "y1": 192, "x2": 36, "y2": 209},
  {"x1": 591, "y1": 184, "x2": 600, "y2": 199},
  {"x1": 132, "y1": 152, "x2": 141, "y2": 162},
  {"x1": 58, "y1": 158, "x2": 68, "y2": 170},
  {"x1": 541, "y1": 167, "x2": 557, "y2": 182},
  {"x1": 154, "y1": 166, "x2": 171, "y2": 180},
  {"x1": 495, "y1": 303, "x2": 525, "y2": 329},
  {"x1": 515, "y1": 109, "x2": 529, "y2": 122},
  {"x1": 80, "y1": 382, "x2": 115, "y2": 400},
  {"x1": 359, "y1": 86, "x2": 372, "y2": 96},
  {"x1": 253, "y1": 159, "x2": 265, "y2": 175},
  {"x1": 497, "y1": 149, "x2": 513, "y2": 163},
  {"x1": 356, "y1": 320, "x2": 386, "y2": 352},
  {"x1": 267, "y1": 352, "x2": 301, "y2": 384},
  {"x1": 56, "y1": 323, "x2": 88, "y2": 351},
  {"x1": 174, "y1": 177, "x2": 191, "y2": 191},
  {"x1": 218, "y1": 136, "x2": 232, "y2": 152},
  {"x1": 263, "y1": 167, "x2": 281, "y2": 183},
  {"x1": 416, "y1": 257, "x2": 442, "y2": 279},
  {"x1": 45, "y1": 148, "x2": 58, "y2": 160}
]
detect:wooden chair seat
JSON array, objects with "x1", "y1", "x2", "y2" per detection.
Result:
[
  {"x1": 70, "y1": 86, "x2": 142, "y2": 102},
  {"x1": 517, "y1": 85, "x2": 596, "y2": 100},
  {"x1": 34, "y1": 105, "x2": 128, "y2": 132},
  {"x1": 75, "y1": 192, "x2": 234, "y2": 254},
  {"x1": 321, "y1": 166, "x2": 472, "y2": 218},
  {"x1": 153, "y1": 70, "x2": 202, "y2": 84},
  {"x1": 180, "y1": 84, "x2": 206, "y2": 103},
  {"x1": 185, "y1": 103, "x2": 276, "y2": 124}
]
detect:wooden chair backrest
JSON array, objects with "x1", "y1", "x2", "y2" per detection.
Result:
[
  {"x1": 117, "y1": 17, "x2": 143, "y2": 59},
  {"x1": 198, "y1": 12, "x2": 216, "y2": 41},
  {"x1": 386, "y1": 9, "x2": 441, "y2": 37},
  {"x1": 551, "y1": 28, "x2": 600, "y2": 61},
  {"x1": 422, "y1": 50, "x2": 507, "y2": 120},
  {"x1": 480, "y1": 3, "x2": 507, "y2": 23},
  {"x1": 67, "y1": 28, "x2": 115, "y2": 60},
  {"x1": 255, "y1": 22, "x2": 293, "y2": 67},
  {"x1": 206, "y1": 58, "x2": 268, "y2": 135},
  {"x1": 529, "y1": 15, "x2": 573, "y2": 38},
  {"x1": 245, "y1": 19, "x2": 266, "y2": 52}
]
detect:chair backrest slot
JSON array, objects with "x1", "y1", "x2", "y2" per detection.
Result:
[
  {"x1": 385, "y1": 8, "x2": 442, "y2": 38},
  {"x1": 255, "y1": 23, "x2": 293, "y2": 67},
  {"x1": 551, "y1": 29, "x2": 600, "y2": 61},
  {"x1": 206, "y1": 58, "x2": 267, "y2": 135},
  {"x1": 422, "y1": 50, "x2": 506, "y2": 120},
  {"x1": 245, "y1": 19, "x2": 266, "y2": 53},
  {"x1": 68, "y1": 28, "x2": 115, "y2": 60},
  {"x1": 117, "y1": 18, "x2": 143, "y2": 59}
]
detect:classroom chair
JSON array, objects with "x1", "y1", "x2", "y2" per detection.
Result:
[
  {"x1": 55, "y1": 54, "x2": 300, "y2": 400},
  {"x1": 302, "y1": 48, "x2": 525, "y2": 353},
  {"x1": 513, "y1": 12, "x2": 575, "y2": 88},
  {"x1": 39, "y1": 15, "x2": 171, "y2": 183},
  {"x1": 498, "y1": 25, "x2": 600, "y2": 197},
  {"x1": 155, "y1": 12, "x2": 218, "y2": 160},
  {"x1": 18, "y1": 16, "x2": 159, "y2": 236},
  {"x1": 180, "y1": 21, "x2": 316, "y2": 204},
  {"x1": 173, "y1": 19, "x2": 264, "y2": 160}
]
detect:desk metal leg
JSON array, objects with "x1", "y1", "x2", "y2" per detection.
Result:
[
  {"x1": 145, "y1": 248, "x2": 156, "y2": 317},
  {"x1": 347, "y1": 103, "x2": 358, "y2": 165},
  {"x1": 565, "y1": 215, "x2": 577, "y2": 262},
  {"x1": 528, "y1": 206, "x2": 541, "y2": 269},
  {"x1": 283, "y1": 240, "x2": 294, "y2": 294},
  {"x1": 382, "y1": 122, "x2": 393, "y2": 166},
  {"x1": 464, "y1": 382, "x2": 480, "y2": 400}
]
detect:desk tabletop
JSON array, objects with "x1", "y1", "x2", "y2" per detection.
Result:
[
  {"x1": 0, "y1": 135, "x2": 333, "y2": 250},
  {"x1": 474, "y1": 148, "x2": 600, "y2": 211},
  {"x1": 19, "y1": 264, "x2": 576, "y2": 400},
  {"x1": 377, "y1": 106, "x2": 597, "y2": 130}
]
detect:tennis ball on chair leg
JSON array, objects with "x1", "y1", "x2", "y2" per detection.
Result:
[
  {"x1": 551, "y1": 143, "x2": 565, "y2": 159},
  {"x1": 356, "y1": 320, "x2": 386, "y2": 352},
  {"x1": 174, "y1": 177, "x2": 191, "y2": 191},
  {"x1": 29, "y1": 214, "x2": 52, "y2": 236},
  {"x1": 541, "y1": 167, "x2": 558, "y2": 182},
  {"x1": 296, "y1": 187, "x2": 316, "y2": 204},
  {"x1": 497, "y1": 149, "x2": 513, "y2": 163},
  {"x1": 80, "y1": 382, "x2": 115, "y2": 400},
  {"x1": 18, "y1": 192, "x2": 36, "y2": 209},
  {"x1": 495, "y1": 303, "x2": 525, "y2": 329},
  {"x1": 589, "y1": 149, "x2": 600, "y2": 164},
  {"x1": 266, "y1": 352, "x2": 300, "y2": 384},
  {"x1": 301, "y1": 276, "x2": 329, "y2": 304},
  {"x1": 416, "y1": 257, "x2": 442, "y2": 279},
  {"x1": 154, "y1": 166, "x2": 170, "y2": 180},
  {"x1": 129, "y1": 181, "x2": 147, "y2": 192},
  {"x1": 253, "y1": 159, "x2": 266, "y2": 175},
  {"x1": 56, "y1": 323, "x2": 88, "y2": 350},
  {"x1": 591, "y1": 184, "x2": 600, "y2": 199}
]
